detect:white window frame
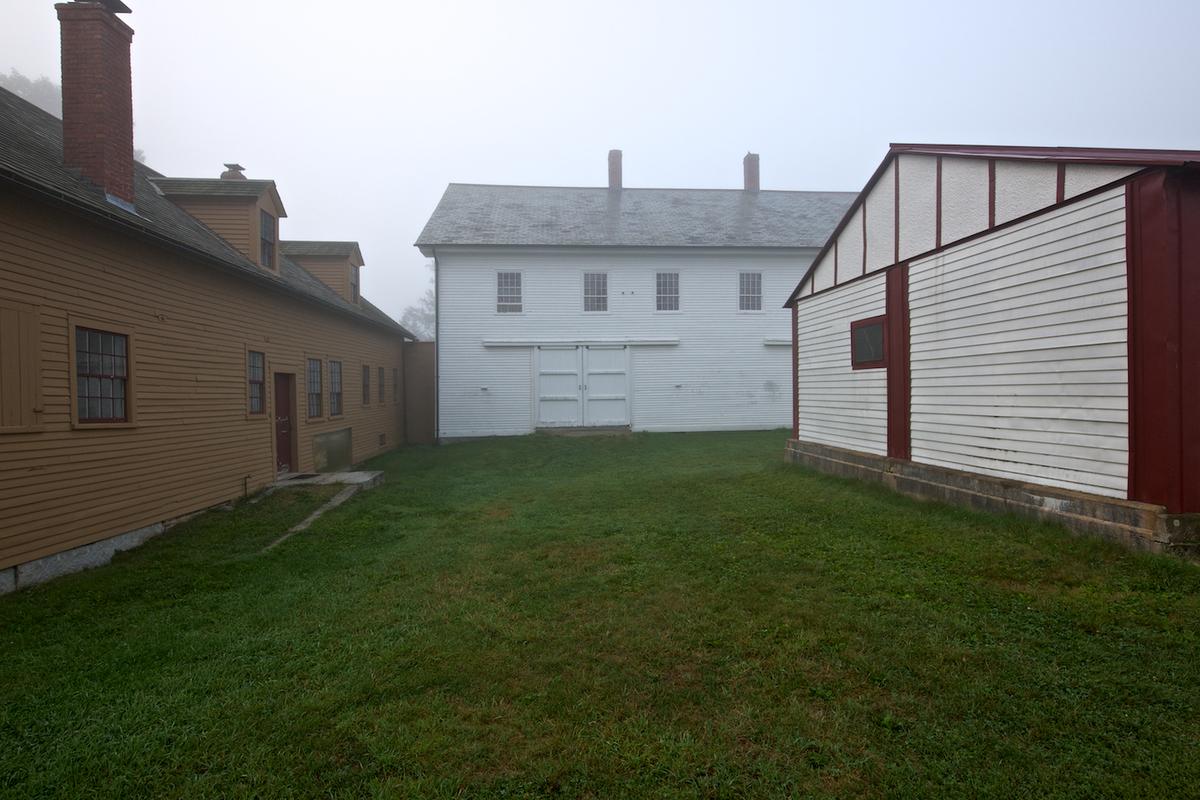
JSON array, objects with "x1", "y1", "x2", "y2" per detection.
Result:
[
  {"x1": 496, "y1": 270, "x2": 523, "y2": 314},
  {"x1": 583, "y1": 271, "x2": 608, "y2": 313},
  {"x1": 738, "y1": 271, "x2": 763, "y2": 312},
  {"x1": 655, "y1": 271, "x2": 680, "y2": 312}
]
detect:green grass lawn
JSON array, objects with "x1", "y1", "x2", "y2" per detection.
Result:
[{"x1": 1, "y1": 431, "x2": 1198, "y2": 799}]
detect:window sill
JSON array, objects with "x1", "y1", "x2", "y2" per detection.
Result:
[{"x1": 72, "y1": 421, "x2": 138, "y2": 430}]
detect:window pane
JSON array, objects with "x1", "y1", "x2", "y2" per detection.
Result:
[
  {"x1": 584, "y1": 272, "x2": 607, "y2": 312},
  {"x1": 656, "y1": 272, "x2": 679, "y2": 311},
  {"x1": 739, "y1": 272, "x2": 762, "y2": 311},
  {"x1": 852, "y1": 321, "x2": 885, "y2": 365}
]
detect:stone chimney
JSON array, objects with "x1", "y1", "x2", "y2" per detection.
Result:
[
  {"x1": 608, "y1": 149, "x2": 622, "y2": 190},
  {"x1": 56, "y1": 0, "x2": 136, "y2": 206},
  {"x1": 744, "y1": 152, "x2": 760, "y2": 192},
  {"x1": 220, "y1": 163, "x2": 247, "y2": 180}
]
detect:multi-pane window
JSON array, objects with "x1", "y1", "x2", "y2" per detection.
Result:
[
  {"x1": 378, "y1": 366, "x2": 385, "y2": 403},
  {"x1": 350, "y1": 265, "x2": 360, "y2": 303},
  {"x1": 260, "y1": 210, "x2": 276, "y2": 268},
  {"x1": 583, "y1": 272, "x2": 607, "y2": 312},
  {"x1": 738, "y1": 272, "x2": 762, "y2": 311},
  {"x1": 247, "y1": 350, "x2": 265, "y2": 414},
  {"x1": 362, "y1": 365, "x2": 371, "y2": 404},
  {"x1": 656, "y1": 272, "x2": 679, "y2": 311},
  {"x1": 75, "y1": 328, "x2": 128, "y2": 423},
  {"x1": 497, "y1": 271, "x2": 522, "y2": 313},
  {"x1": 393, "y1": 368, "x2": 399, "y2": 403},
  {"x1": 329, "y1": 360, "x2": 343, "y2": 416},
  {"x1": 306, "y1": 358, "x2": 323, "y2": 418}
]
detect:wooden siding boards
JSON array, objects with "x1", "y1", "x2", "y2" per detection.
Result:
[
  {"x1": 436, "y1": 247, "x2": 806, "y2": 437},
  {"x1": 0, "y1": 191, "x2": 405, "y2": 569},
  {"x1": 169, "y1": 196, "x2": 256, "y2": 260},
  {"x1": 907, "y1": 186, "x2": 1129, "y2": 497},
  {"x1": 289, "y1": 255, "x2": 352, "y2": 302},
  {"x1": 796, "y1": 272, "x2": 888, "y2": 455}
]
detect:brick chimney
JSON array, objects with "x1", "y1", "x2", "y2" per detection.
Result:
[
  {"x1": 608, "y1": 149, "x2": 622, "y2": 190},
  {"x1": 56, "y1": 1, "x2": 136, "y2": 206},
  {"x1": 744, "y1": 152, "x2": 760, "y2": 192}
]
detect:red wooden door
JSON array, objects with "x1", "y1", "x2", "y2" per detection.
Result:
[{"x1": 274, "y1": 373, "x2": 294, "y2": 473}]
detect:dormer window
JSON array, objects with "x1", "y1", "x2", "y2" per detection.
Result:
[
  {"x1": 351, "y1": 265, "x2": 360, "y2": 303},
  {"x1": 260, "y1": 210, "x2": 276, "y2": 269}
]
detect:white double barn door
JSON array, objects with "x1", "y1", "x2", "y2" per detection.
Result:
[{"x1": 537, "y1": 346, "x2": 629, "y2": 427}]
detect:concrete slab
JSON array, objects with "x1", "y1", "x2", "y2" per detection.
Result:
[{"x1": 275, "y1": 470, "x2": 383, "y2": 489}]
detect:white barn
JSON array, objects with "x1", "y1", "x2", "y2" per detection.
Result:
[
  {"x1": 417, "y1": 152, "x2": 854, "y2": 439},
  {"x1": 785, "y1": 143, "x2": 1200, "y2": 553}
]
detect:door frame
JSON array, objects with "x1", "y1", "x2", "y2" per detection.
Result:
[{"x1": 532, "y1": 345, "x2": 631, "y2": 428}]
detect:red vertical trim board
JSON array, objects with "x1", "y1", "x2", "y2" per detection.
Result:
[
  {"x1": 893, "y1": 156, "x2": 901, "y2": 265},
  {"x1": 885, "y1": 265, "x2": 911, "y2": 460},
  {"x1": 1056, "y1": 163, "x2": 1066, "y2": 203},
  {"x1": 935, "y1": 156, "x2": 943, "y2": 248},
  {"x1": 791, "y1": 303, "x2": 800, "y2": 440},
  {"x1": 1126, "y1": 169, "x2": 1187, "y2": 512},
  {"x1": 861, "y1": 197, "x2": 868, "y2": 275},
  {"x1": 1179, "y1": 171, "x2": 1200, "y2": 511},
  {"x1": 987, "y1": 158, "x2": 996, "y2": 228}
]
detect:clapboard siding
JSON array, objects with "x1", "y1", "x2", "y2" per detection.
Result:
[
  {"x1": 908, "y1": 186, "x2": 1128, "y2": 497},
  {"x1": 436, "y1": 247, "x2": 809, "y2": 437},
  {"x1": 796, "y1": 272, "x2": 887, "y2": 455},
  {"x1": 170, "y1": 196, "x2": 255, "y2": 260},
  {"x1": 0, "y1": 190, "x2": 407, "y2": 569},
  {"x1": 290, "y1": 255, "x2": 351, "y2": 302}
]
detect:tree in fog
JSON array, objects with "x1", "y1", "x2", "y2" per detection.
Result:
[
  {"x1": 398, "y1": 260, "x2": 435, "y2": 340},
  {"x1": 1, "y1": 68, "x2": 145, "y2": 161}
]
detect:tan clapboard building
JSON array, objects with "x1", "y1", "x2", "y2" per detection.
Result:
[{"x1": 0, "y1": 0, "x2": 420, "y2": 590}]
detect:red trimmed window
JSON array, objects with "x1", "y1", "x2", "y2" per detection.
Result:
[
  {"x1": 851, "y1": 315, "x2": 887, "y2": 369},
  {"x1": 329, "y1": 361, "x2": 343, "y2": 416},
  {"x1": 260, "y1": 210, "x2": 276, "y2": 268},
  {"x1": 378, "y1": 366, "x2": 385, "y2": 403},
  {"x1": 351, "y1": 266, "x2": 360, "y2": 303},
  {"x1": 393, "y1": 367, "x2": 399, "y2": 403},
  {"x1": 247, "y1": 351, "x2": 265, "y2": 414},
  {"x1": 362, "y1": 365, "x2": 371, "y2": 405},
  {"x1": 76, "y1": 328, "x2": 128, "y2": 422}
]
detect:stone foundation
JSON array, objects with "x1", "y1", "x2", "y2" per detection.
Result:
[{"x1": 785, "y1": 439, "x2": 1199, "y2": 559}]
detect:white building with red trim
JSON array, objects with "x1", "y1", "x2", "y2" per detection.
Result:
[{"x1": 784, "y1": 144, "x2": 1200, "y2": 553}]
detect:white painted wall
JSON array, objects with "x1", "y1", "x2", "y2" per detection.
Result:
[
  {"x1": 795, "y1": 272, "x2": 888, "y2": 455},
  {"x1": 436, "y1": 247, "x2": 809, "y2": 437},
  {"x1": 908, "y1": 186, "x2": 1128, "y2": 497},
  {"x1": 994, "y1": 160, "x2": 1057, "y2": 225},
  {"x1": 797, "y1": 156, "x2": 1142, "y2": 297}
]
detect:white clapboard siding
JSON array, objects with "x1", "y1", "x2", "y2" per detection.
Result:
[
  {"x1": 437, "y1": 247, "x2": 808, "y2": 437},
  {"x1": 908, "y1": 185, "x2": 1128, "y2": 497},
  {"x1": 796, "y1": 272, "x2": 887, "y2": 454}
]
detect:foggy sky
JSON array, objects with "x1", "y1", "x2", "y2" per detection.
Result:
[{"x1": 5, "y1": 0, "x2": 1199, "y2": 318}]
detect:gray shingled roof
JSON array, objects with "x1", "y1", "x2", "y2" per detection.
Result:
[
  {"x1": 281, "y1": 240, "x2": 364, "y2": 261},
  {"x1": 0, "y1": 87, "x2": 408, "y2": 337},
  {"x1": 415, "y1": 183, "x2": 857, "y2": 253}
]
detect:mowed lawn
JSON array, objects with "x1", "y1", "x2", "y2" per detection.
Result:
[{"x1": 1, "y1": 432, "x2": 1198, "y2": 799}]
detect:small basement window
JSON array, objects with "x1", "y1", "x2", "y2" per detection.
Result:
[{"x1": 850, "y1": 315, "x2": 887, "y2": 369}]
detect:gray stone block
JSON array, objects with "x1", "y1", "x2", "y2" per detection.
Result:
[
  {"x1": 0, "y1": 567, "x2": 15, "y2": 595},
  {"x1": 15, "y1": 522, "x2": 165, "y2": 589}
]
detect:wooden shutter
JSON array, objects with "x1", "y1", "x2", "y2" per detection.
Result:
[{"x1": 0, "y1": 303, "x2": 42, "y2": 432}]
